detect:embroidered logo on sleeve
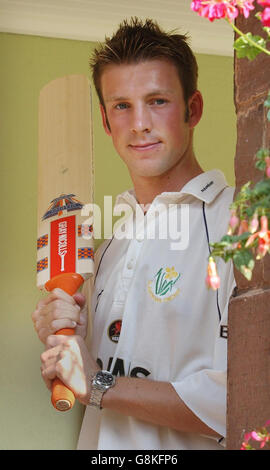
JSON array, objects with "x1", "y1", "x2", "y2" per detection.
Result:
[{"x1": 148, "y1": 267, "x2": 181, "y2": 302}]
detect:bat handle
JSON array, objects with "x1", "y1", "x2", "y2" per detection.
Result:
[{"x1": 45, "y1": 272, "x2": 84, "y2": 411}]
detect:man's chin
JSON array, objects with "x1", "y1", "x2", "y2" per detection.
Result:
[{"x1": 129, "y1": 165, "x2": 171, "y2": 179}]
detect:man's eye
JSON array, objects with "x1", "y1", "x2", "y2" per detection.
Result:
[
  {"x1": 152, "y1": 99, "x2": 166, "y2": 105},
  {"x1": 115, "y1": 103, "x2": 128, "y2": 110}
]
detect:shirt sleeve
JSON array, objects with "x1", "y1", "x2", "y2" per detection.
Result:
[{"x1": 171, "y1": 261, "x2": 235, "y2": 440}]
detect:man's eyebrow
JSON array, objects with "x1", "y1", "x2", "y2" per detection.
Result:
[
  {"x1": 146, "y1": 89, "x2": 174, "y2": 98},
  {"x1": 105, "y1": 89, "x2": 174, "y2": 103},
  {"x1": 105, "y1": 96, "x2": 128, "y2": 103}
]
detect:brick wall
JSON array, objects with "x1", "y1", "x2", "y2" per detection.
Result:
[{"x1": 226, "y1": 7, "x2": 270, "y2": 449}]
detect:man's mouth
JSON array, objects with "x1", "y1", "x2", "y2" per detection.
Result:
[{"x1": 129, "y1": 141, "x2": 162, "y2": 151}]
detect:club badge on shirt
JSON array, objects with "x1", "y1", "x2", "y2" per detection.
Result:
[
  {"x1": 148, "y1": 267, "x2": 181, "y2": 302},
  {"x1": 108, "y1": 319, "x2": 122, "y2": 343}
]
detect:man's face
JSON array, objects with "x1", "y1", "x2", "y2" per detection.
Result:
[{"x1": 100, "y1": 59, "x2": 199, "y2": 180}]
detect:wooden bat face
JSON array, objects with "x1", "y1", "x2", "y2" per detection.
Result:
[{"x1": 37, "y1": 75, "x2": 94, "y2": 291}]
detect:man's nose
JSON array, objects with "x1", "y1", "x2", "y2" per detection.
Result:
[{"x1": 129, "y1": 104, "x2": 152, "y2": 133}]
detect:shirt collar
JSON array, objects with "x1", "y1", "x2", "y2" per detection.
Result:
[{"x1": 115, "y1": 169, "x2": 229, "y2": 209}]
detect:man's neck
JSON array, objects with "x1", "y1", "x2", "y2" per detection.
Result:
[{"x1": 131, "y1": 156, "x2": 204, "y2": 207}]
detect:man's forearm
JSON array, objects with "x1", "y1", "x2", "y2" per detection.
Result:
[{"x1": 101, "y1": 376, "x2": 220, "y2": 438}]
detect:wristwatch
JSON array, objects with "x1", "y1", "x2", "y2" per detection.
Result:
[{"x1": 89, "y1": 370, "x2": 116, "y2": 409}]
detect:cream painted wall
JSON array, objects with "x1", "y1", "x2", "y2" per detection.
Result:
[{"x1": 0, "y1": 32, "x2": 236, "y2": 449}]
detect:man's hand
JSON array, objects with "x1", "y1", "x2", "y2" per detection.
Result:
[
  {"x1": 32, "y1": 288, "x2": 88, "y2": 344},
  {"x1": 41, "y1": 334, "x2": 100, "y2": 406}
]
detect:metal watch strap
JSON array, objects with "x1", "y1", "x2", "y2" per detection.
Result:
[{"x1": 89, "y1": 386, "x2": 104, "y2": 409}]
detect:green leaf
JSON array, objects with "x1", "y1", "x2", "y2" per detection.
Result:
[
  {"x1": 255, "y1": 148, "x2": 270, "y2": 171},
  {"x1": 234, "y1": 33, "x2": 266, "y2": 61},
  {"x1": 220, "y1": 232, "x2": 250, "y2": 244},
  {"x1": 264, "y1": 91, "x2": 270, "y2": 121},
  {"x1": 256, "y1": 148, "x2": 270, "y2": 159},
  {"x1": 240, "y1": 265, "x2": 253, "y2": 280},
  {"x1": 263, "y1": 26, "x2": 270, "y2": 38},
  {"x1": 253, "y1": 179, "x2": 270, "y2": 197},
  {"x1": 264, "y1": 94, "x2": 270, "y2": 109},
  {"x1": 233, "y1": 249, "x2": 255, "y2": 280},
  {"x1": 255, "y1": 160, "x2": 266, "y2": 171}
]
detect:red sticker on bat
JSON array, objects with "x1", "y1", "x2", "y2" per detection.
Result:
[{"x1": 50, "y1": 215, "x2": 76, "y2": 278}]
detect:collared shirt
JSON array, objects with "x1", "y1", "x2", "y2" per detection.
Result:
[{"x1": 77, "y1": 169, "x2": 236, "y2": 450}]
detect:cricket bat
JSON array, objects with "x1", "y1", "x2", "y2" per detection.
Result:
[{"x1": 37, "y1": 74, "x2": 94, "y2": 411}]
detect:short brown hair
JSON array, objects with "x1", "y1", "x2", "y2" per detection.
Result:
[{"x1": 90, "y1": 17, "x2": 198, "y2": 111}]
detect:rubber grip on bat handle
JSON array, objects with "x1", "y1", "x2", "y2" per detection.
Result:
[{"x1": 45, "y1": 272, "x2": 84, "y2": 412}]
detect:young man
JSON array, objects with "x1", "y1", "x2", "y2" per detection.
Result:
[{"x1": 32, "y1": 18, "x2": 235, "y2": 450}]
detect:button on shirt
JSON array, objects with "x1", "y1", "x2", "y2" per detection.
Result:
[{"x1": 77, "y1": 169, "x2": 236, "y2": 450}]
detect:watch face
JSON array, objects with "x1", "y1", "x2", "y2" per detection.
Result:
[{"x1": 96, "y1": 371, "x2": 115, "y2": 388}]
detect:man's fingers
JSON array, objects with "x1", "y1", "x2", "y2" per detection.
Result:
[
  {"x1": 47, "y1": 288, "x2": 79, "y2": 305},
  {"x1": 52, "y1": 318, "x2": 77, "y2": 331},
  {"x1": 41, "y1": 343, "x2": 62, "y2": 389},
  {"x1": 73, "y1": 292, "x2": 86, "y2": 309},
  {"x1": 32, "y1": 289, "x2": 87, "y2": 345},
  {"x1": 34, "y1": 311, "x2": 78, "y2": 341},
  {"x1": 36, "y1": 300, "x2": 80, "y2": 325},
  {"x1": 38, "y1": 327, "x2": 51, "y2": 344},
  {"x1": 42, "y1": 339, "x2": 61, "y2": 356},
  {"x1": 34, "y1": 288, "x2": 78, "y2": 314},
  {"x1": 41, "y1": 337, "x2": 76, "y2": 388},
  {"x1": 45, "y1": 334, "x2": 68, "y2": 349},
  {"x1": 41, "y1": 363, "x2": 60, "y2": 390},
  {"x1": 40, "y1": 366, "x2": 53, "y2": 390},
  {"x1": 32, "y1": 288, "x2": 79, "y2": 328}
]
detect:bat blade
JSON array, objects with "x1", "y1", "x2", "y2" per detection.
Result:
[{"x1": 37, "y1": 75, "x2": 94, "y2": 411}]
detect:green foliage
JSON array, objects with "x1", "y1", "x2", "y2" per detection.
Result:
[
  {"x1": 210, "y1": 149, "x2": 270, "y2": 280},
  {"x1": 234, "y1": 33, "x2": 267, "y2": 60},
  {"x1": 233, "y1": 249, "x2": 255, "y2": 280},
  {"x1": 255, "y1": 148, "x2": 270, "y2": 171}
]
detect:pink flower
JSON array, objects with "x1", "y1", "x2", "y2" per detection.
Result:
[
  {"x1": 249, "y1": 212, "x2": 259, "y2": 233},
  {"x1": 230, "y1": 210, "x2": 239, "y2": 228},
  {"x1": 251, "y1": 430, "x2": 262, "y2": 440},
  {"x1": 238, "y1": 219, "x2": 249, "y2": 235},
  {"x1": 257, "y1": 0, "x2": 270, "y2": 6},
  {"x1": 191, "y1": 1, "x2": 239, "y2": 21},
  {"x1": 245, "y1": 215, "x2": 270, "y2": 259},
  {"x1": 206, "y1": 257, "x2": 220, "y2": 290},
  {"x1": 227, "y1": 209, "x2": 239, "y2": 234},
  {"x1": 237, "y1": 0, "x2": 255, "y2": 17},
  {"x1": 260, "y1": 437, "x2": 270, "y2": 448},
  {"x1": 257, "y1": 237, "x2": 270, "y2": 258},
  {"x1": 241, "y1": 432, "x2": 253, "y2": 450},
  {"x1": 250, "y1": 430, "x2": 270, "y2": 448},
  {"x1": 244, "y1": 431, "x2": 252, "y2": 441},
  {"x1": 260, "y1": 6, "x2": 270, "y2": 25},
  {"x1": 241, "y1": 441, "x2": 249, "y2": 449},
  {"x1": 190, "y1": 0, "x2": 255, "y2": 21},
  {"x1": 241, "y1": 422, "x2": 270, "y2": 450}
]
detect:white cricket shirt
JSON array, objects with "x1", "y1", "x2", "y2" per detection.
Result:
[{"x1": 77, "y1": 169, "x2": 236, "y2": 450}]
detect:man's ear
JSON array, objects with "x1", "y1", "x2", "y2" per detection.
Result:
[
  {"x1": 100, "y1": 104, "x2": 112, "y2": 136},
  {"x1": 187, "y1": 90, "x2": 203, "y2": 129}
]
